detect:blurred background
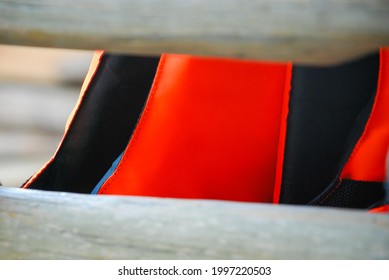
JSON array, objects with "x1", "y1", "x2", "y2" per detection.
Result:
[{"x1": 0, "y1": 45, "x2": 93, "y2": 187}]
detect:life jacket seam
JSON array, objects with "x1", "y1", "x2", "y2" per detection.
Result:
[{"x1": 99, "y1": 54, "x2": 167, "y2": 194}]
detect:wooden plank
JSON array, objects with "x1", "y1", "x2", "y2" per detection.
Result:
[
  {"x1": 0, "y1": 187, "x2": 388, "y2": 259},
  {"x1": 0, "y1": 0, "x2": 388, "y2": 64}
]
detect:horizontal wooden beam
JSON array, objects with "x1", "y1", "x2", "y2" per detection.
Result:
[
  {"x1": 0, "y1": 187, "x2": 388, "y2": 259},
  {"x1": 0, "y1": 0, "x2": 388, "y2": 64}
]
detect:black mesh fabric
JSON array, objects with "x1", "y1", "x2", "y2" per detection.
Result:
[
  {"x1": 311, "y1": 179, "x2": 386, "y2": 209},
  {"x1": 279, "y1": 53, "x2": 380, "y2": 205},
  {"x1": 25, "y1": 54, "x2": 160, "y2": 193}
]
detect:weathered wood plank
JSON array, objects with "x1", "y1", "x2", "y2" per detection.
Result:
[
  {"x1": 0, "y1": 0, "x2": 388, "y2": 64},
  {"x1": 0, "y1": 187, "x2": 388, "y2": 259}
]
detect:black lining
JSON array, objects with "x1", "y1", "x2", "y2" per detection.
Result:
[
  {"x1": 279, "y1": 52, "x2": 380, "y2": 205},
  {"x1": 25, "y1": 54, "x2": 160, "y2": 193}
]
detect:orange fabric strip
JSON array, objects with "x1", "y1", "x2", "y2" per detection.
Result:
[
  {"x1": 65, "y1": 50, "x2": 104, "y2": 132},
  {"x1": 341, "y1": 48, "x2": 389, "y2": 181},
  {"x1": 100, "y1": 54, "x2": 289, "y2": 202}
]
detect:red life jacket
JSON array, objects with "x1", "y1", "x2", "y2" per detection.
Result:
[{"x1": 23, "y1": 49, "x2": 389, "y2": 212}]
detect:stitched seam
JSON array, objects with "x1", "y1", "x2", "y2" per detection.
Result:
[
  {"x1": 100, "y1": 54, "x2": 167, "y2": 194},
  {"x1": 273, "y1": 62, "x2": 292, "y2": 203},
  {"x1": 341, "y1": 49, "x2": 383, "y2": 177},
  {"x1": 317, "y1": 179, "x2": 342, "y2": 205}
]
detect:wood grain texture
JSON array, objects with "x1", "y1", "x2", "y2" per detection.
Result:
[
  {"x1": 0, "y1": 187, "x2": 388, "y2": 259},
  {"x1": 0, "y1": 0, "x2": 388, "y2": 64}
]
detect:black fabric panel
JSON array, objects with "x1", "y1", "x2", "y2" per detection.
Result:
[
  {"x1": 311, "y1": 179, "x2": 386, "y2": 209},
  {"x1": 279, "y1": 53, "x2": 379, "y2": 205},
  {"x1": 26, "y1": 54, "x2": 160, "y2": 193}
]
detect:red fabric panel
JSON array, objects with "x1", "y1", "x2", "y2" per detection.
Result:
[
  {"x1": 342, "y1": 48, "x2": 389, "y2": 181},
  {"x1": 369, "y1": 205, "x2": 389, "y2": 214},
  {"x1": 273, "y1": 63, "x2": 293, "y2": 203},
  {"x1": 100, "y1": 54, "x2": 289, "y2": 202}
]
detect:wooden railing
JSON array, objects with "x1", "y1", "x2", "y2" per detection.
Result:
[
  {"x1": 1, "y1": 187, "x2": 388, "y2": 259},
  {"x1": 0, "y1": 0, "x2": 388, "y2": 259},
  {"x1": 0, "y1": 0, "x2": 388, "y2": 64}
]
